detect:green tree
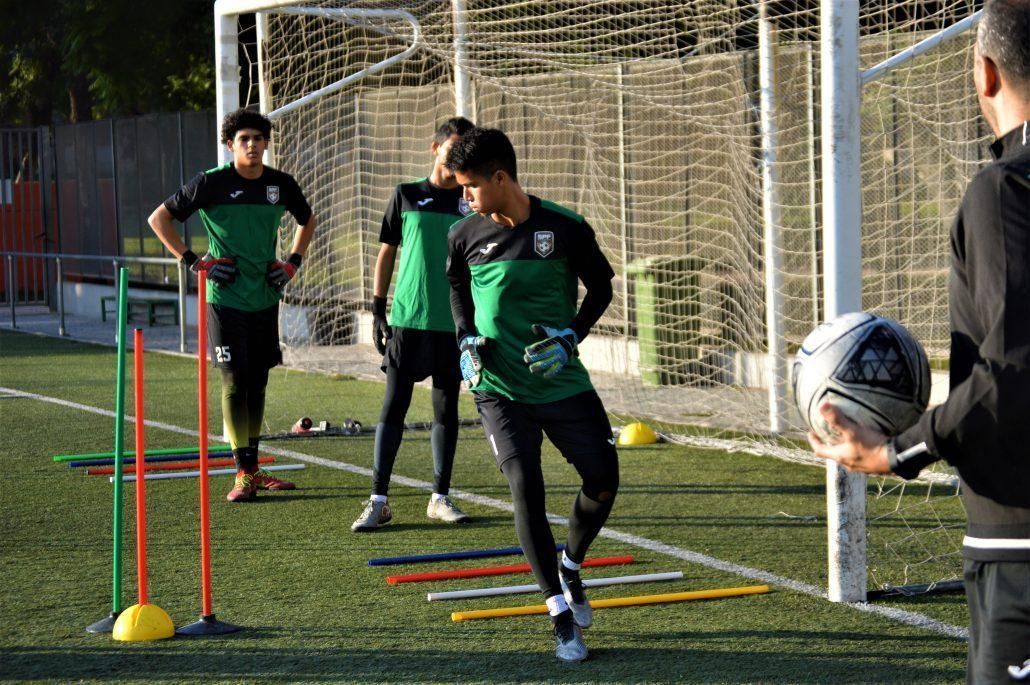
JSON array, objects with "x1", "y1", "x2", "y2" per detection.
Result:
[{"x1": 0, "y1": 0, "x2": 214, "y2": 126}]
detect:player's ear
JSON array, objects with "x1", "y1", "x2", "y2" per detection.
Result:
[
  {"x1": 430, "y1": 139, "x2": 441, "y2": 155},
  {"x1": 976, "y1": 52, "x2": 1001, "y2": 98}
]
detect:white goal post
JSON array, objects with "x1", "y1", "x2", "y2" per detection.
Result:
[{"x1": 213, "y1": 0, "x2": 985, "y2": 603}]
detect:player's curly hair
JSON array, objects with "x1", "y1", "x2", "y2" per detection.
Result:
[
  {"x1": 221, "y1": 108, "x2": 273, "y2": 143},
  {"x1": 433, "y1": 117, "x2": 475, "y2": 144},
  {"x1": 444, "y1": 127, "x2": 518, "y2": 182}
]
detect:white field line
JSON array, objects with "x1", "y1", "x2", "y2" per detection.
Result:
[{"x1": 5, "y1": 385, "x2": 967, "y2": 640}]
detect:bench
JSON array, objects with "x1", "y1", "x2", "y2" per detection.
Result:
[{"x1": 101, "y1": 296, "x2": 179, "y2": 326}]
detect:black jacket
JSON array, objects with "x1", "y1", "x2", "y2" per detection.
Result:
[{"x1": 891, "y1": 121, "x2": 1030, "y2": 561}]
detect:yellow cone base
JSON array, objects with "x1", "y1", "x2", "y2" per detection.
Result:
[
  {"x1": 451, "y1": 584, "x2": 771, "y2": 621},
  {"x1": 112, "y1": 603, "x2": 176, "y2": 641},
  {"x1": 618, "y1": 422, "x2": 658, "y2": 446}
]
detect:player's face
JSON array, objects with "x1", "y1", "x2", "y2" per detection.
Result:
[
  {"x1": 454, "y1": 169, "x2": 504, "y2": 215},
  {"x1": 432, "y1": 134, "x2": 462, "y2": 181},
  {"x1": 227, "y1": 128, "x2": 269, "y2": 169}
]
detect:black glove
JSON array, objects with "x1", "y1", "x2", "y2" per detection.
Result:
[
  {"x1": 372, "y1": 296, "x2": 392, "y2": 355},
  {"x1": 182, "y1": 250, "x2": 238, "y2": 286},
  {"x1": 267, "y1": 252, "x2": 303, "y2": 292}
]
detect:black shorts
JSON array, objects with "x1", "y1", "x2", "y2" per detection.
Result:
[
  {"x1": 965, "y1": 558, "x2": 1030, "y2": 684},
  {"x1": 207, "y1": 303, "x2": 282, "y2": 372},
  {"x1": 382, "y1": 327, "x2": 461, "y2": 384},
  {"x1": 474, "y1": 390, "x2": 617, "y2": 469}
]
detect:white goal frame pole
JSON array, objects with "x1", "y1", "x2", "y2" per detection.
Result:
[
  {"x1": 452, "y1": 0, "x2": 474, "y2": 117},
  {"x1": 820, "y1": 0, "x2": 866, "y2": 603},
  {"x1": 758, "y1": 1, "x2": 789, "y2": 434},
  {"x1": 214, "y1": 1, "x2": 423, "y2": 134},
  {"x1": 862, "y1": 10, "x2": 982, "y2": 85}
]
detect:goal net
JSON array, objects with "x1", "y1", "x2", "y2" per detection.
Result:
[{"x1": 223, "y1": 0, "x2": 983, "y2": 598}]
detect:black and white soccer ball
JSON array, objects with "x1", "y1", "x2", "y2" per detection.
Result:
[{"x1": 792, "y1": 312, "x2": 930, "y2": 443}]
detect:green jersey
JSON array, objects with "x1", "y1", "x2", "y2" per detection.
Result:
[
  {"x1": 447, "y1": 196, "x2": 615, "y2": 404},
  {"x1": 380, "y1": 178, "x2": 471, "y2": 332},
  {"x1": 165, "y1": 163, "x2": 312, "y2": 311}
]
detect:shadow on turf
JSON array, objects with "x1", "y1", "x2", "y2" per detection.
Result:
[{"x1": 0, "y1": 639, "x2": 963, "y2": 683}]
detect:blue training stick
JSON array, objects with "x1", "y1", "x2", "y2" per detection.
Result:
[{"x1": 67, "y1": 450, "x2": 235, "y2": 468}]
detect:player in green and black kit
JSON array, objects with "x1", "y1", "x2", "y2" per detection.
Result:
[
  {"x1": 445, "y1": 127, "x2": 618, "y2": 663},
  {"x1": 351, "y1": 117, "x2": 476, "y2": 531},
  {"x1": 148, "y1": 109, "x2": 315, "y2": 503}
]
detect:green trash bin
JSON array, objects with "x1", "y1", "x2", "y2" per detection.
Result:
[{"x1": 626, "y1": 256, "x2": 703, "y2": 386}]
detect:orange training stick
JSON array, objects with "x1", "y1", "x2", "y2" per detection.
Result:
[
  {"x1": 385, "y1": 555, "x2": 634, "y2": 585},
  {"x1": 133, "y1": 329, "x2": 148, "y2": 605},
  {"x1": 87, "y1": 456, "x2": 274, "y2": 476}
]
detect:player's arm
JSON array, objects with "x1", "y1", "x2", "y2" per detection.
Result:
[
  {"x1": 886, "y1": 168, "x2": 1030, "y2": 495},
  {"x1": 370, "y1": 188, "x2": 403, "y2": 353},
  {"x1": 446, "y1": 229, "x2": 487, "y2": 387},
  {"x1": 371, "y1": 243, "x2": 398, "y2": 354},
  {"x1": 148, "y1": 176, "x2": 238, "y2": 285},
  {"x1": 524, "y1": 219, "x2": 614, "y2": 377}
]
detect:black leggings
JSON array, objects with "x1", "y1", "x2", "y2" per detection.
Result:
[
  {"x1": 500, "y1": 449, "x2": 618, "y2": 599},
  {"x1": 372, "y1": 366, "x2": 460, "y2": 495}
]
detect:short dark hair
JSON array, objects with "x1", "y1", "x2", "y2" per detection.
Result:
[
  {"x1": 221, "y1": 108, "x2": 273, "y2": 143},
  {"x1": 978, "y1": 0, "x2": 1030, "y2": 89},
  {"x1": 445, "y1": 127, "x2": 518, "y2": 182},
  {"x1": 433, "y1": 117, "x2": 475, "y2": 144}
]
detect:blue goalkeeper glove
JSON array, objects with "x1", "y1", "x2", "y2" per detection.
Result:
[
  {"x1": 523, "y1": 324, "x2": 578, "y2": 378},
  {"x1": 458, "y1": 335, "x2": 489, "y2": 388}
]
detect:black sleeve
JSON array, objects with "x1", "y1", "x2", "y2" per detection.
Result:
[
  {"x1": 285, "y1": 175, "x2": 313, "y2": 226},
  {"x1": 446, "y1": 227, "x2": 476, "y2": 342},
  {"x1": 163, "y1": 172, "x2": 207, "y2": 222},
  {"x1": 894, "y1": 166, "x2": 1030, "y2": 498},
  {"x1": 378, "y1": 187, "x2": 403, "y2": 246},
  {"x1": 566, "y1": 219, "x2": 615, "y2": 342}
]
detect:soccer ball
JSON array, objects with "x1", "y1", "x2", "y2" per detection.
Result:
[{"x1": 792, "y1": 312, "x2": 930, "y2": 443}]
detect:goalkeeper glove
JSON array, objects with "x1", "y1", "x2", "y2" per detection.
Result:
[
  {"x1": 458, "y1": 335, "x2": 489, "y2": 388},
  {"x1": 182, "y1": 250, "x2": 238, "y2": 286},
  {"x1": 267, "y1": 253, "x2": 303, "y2": 292},
  {"x1": 372, "y1": 296, "x2": 392, "y2": 355},
  {"x1": 523, "y1": 324, "x2": 578, "y2": 378}
]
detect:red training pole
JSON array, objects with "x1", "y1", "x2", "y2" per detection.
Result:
[
  {"x1": 176, "y1": 271, "x2": 239, "y2": 636},
  {"x1": 197, "y1": 273, "x2": 213, "y2": 618},
  {"x1": 133, "y1": 328, "x2": 148, "y2": 605}
]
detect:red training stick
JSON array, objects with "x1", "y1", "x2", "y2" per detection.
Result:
[
  {"x1": 87, "y1": 456, "x2": 275, "y2": 476},
  {"x1": 385, "y1": 554, "x2": 635, "y2": 585},
  {"x1": 198, "y1": 273, "x2": 213, "y2": 617},
  {"x1": 133, "y1": 328, "x2": 148, "y2": 605}
]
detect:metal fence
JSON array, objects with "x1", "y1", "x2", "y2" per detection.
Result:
[{"x1": 52, "y1": 110, "x2": 216, "y2": 287}]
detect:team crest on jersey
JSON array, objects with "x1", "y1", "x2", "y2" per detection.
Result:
[
  {"x1": 534, "y1": 231, "x2": 554, "y2": 258},
  {"x1": 458, "y1": 197, "x2": 474, "y2": 216},
  {"x1": 266, "y1": 185, "x2": 280, "y2": 204}
]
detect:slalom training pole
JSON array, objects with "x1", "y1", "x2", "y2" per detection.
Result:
[
  {"x1": 177, "y1": 271, "x2": 240, "y2": 636},
  {"x1": 386, "y1": 555, "x2": 634, "y2": 585},
  {"x1": 111, "y1": 329, "x2": 174, "y2": 641},
  {"x1": 368, "y1": 544, "x2": 566, "y2": 567},
  {"x1": 115, "y1": 464, "x2": 303, "y2": 483},
  {"x1": 54, "y1": 445, "x2": 233, "y2": 462},
  {"x1": 426, "y1": 571, "x2": 685, "y2": 601},
  {"x1": 88, "y1": 456, "x2": 275, "y2": 476},
  {"x1": 69, "y1": 451, "x2": 235, "y2": 468},
  {"x1": 86, "y1": 266, "x2": 129, "y2": 634},
  {"x1": 450, "y1": 584, "x2": 772, "y2": 621}
]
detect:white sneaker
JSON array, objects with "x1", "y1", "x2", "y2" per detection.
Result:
[
  {"x1": 351, "y1": 498, "x2": 392, "y2": 532},
  {"x1": 426, "y1": 495, "x2": 472, "y2": 524},
  {"x1": 560, "y1": 567, "x2": 593, "y2": 629},
  {"x1": 553, "y1": 619, "x2": 588, "y2": 662}
]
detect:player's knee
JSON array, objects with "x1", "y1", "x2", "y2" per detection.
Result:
[{"x1": 582, "y1": 469, "x2": 619, "y2": 503}]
